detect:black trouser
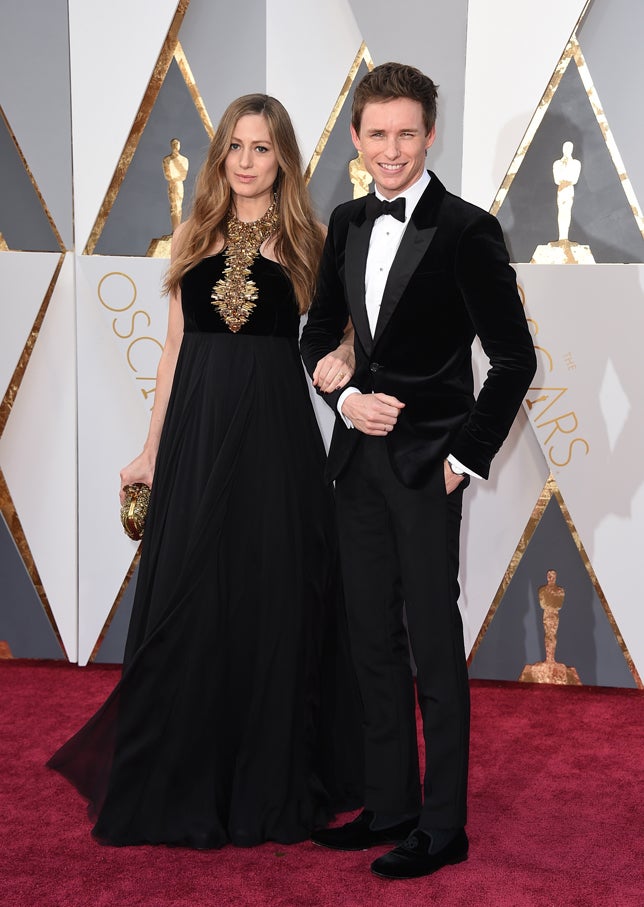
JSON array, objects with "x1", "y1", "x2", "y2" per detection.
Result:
[{"x1": 335, "y1": 436, "x2": 470, "y2": 829}]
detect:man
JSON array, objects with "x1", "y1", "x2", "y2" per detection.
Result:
[{"x1": 300, "y1": 62, "x2": 536, "y2": 880}]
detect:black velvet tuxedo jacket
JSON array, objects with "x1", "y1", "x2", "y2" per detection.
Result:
[{"x1": 300, "y1": 172, "x2": 537, "y2": 487}]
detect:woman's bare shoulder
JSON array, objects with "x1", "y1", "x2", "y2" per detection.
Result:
[{"x1": 170, "y1": 220, "x2": 190, "y2": 259}]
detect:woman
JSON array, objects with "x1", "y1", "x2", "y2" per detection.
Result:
[{"x1": 48, "y1": 94, "x2": 362, "y2": 848}]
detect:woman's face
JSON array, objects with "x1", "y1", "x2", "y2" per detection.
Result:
[{"x1": 224, "y1": 114, "x2": 279, "y2": 208}]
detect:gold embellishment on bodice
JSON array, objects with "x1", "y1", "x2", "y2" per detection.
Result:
[{"x1": 211, "y1": 202, "x2": 279, "y2": 332}]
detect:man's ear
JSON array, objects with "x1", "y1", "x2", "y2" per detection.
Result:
[
  {"x1": 350, "y1": 123, "x2": 361, "y2": 152},
  {"x1": 424, "y1": 126, "x2": 436, "y2": 152}
]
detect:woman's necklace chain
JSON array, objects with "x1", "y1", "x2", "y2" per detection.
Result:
[{"x1": 211, "y1": 200, "x2": 279, "y2": 333}]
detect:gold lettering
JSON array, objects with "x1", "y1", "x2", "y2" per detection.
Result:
[
  {"x1": 525, "y1": 386, "x2": 568, "y2": 422},
  {"x1": 112, "y1": 310, "x2": 151, "y2": 340},
  {"x1": 526, "y1": 316, "x2": 539, "y2": 337},
  {"x1": 520, "y1": 285, "x2": 589, "y2": 469},
  {"x1": 126, "y1": 335, "x2": 163, "y2": 373},
  {"x1": 97, "y1": 272, "x2": 137, "y2": 312},
  {"x1": 138, "y1": 383, "x2": 156, "y2": 401},
  {"x1": 549, "y1": 437, "x2": 590, "y2": 467},
  {"x1": 535, "y1": 344, "x2": 554, "y2": 372},
  {"x1": 97, "y1": 270, "x2": 163, "y2": 410},
  {"x1": 538, "y1": 410, "x2": 579, "y2": 444}
]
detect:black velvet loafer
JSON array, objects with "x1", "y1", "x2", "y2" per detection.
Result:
[
  {"x1": 370, "y1": 828, "x2": 469, "y2": 879},
  {"x1": 311, "y1": 810, "x2": 419, "y2": 851}
]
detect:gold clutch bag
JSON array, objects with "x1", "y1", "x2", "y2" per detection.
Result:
[{"x1": 120, "y1": 483, "x2": 151, "y2": 541}]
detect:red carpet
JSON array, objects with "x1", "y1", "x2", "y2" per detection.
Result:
[{"x1": 1, "y1": 661, "x2": 642, "y2": 906}]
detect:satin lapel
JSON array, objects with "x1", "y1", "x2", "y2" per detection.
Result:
[
  {"x1": 345, "y1": 217, "x2": 374, "y2": 356},
  {"x1": 373, "y1": 172, "x2": 445, "y2": 346}
]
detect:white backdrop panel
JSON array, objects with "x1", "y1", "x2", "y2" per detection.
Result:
[
  {"x1": 0, "y1": 252, "x2": 61, "y2": 401},
  {"x1": 518, "y1": 263, "x2": 644, "y2": 677},
  {"x1": 0, "y1": 252, "x2": 77, "y2": 659},
  {"x1": 347, "y1": 0, "x2": 468, "y2": 193},
  {"x1": 460, "y1": 361, "x2": 549, "y2": 654},
  {"x1": 463, "y1": 0, "x2": 588, "y2": 210},
  {"x1": 68, "y1": 0, "x2": 180, "y2": 252},
  {"x1": 76, "y1": 255, "x2": 169, "y2": 665},
  {"x1": 266, "y1": 0, "x2": 362, "y2": 166},
  {"x1": 180, "y1": 0, "x2": 266, "y2": 127}
]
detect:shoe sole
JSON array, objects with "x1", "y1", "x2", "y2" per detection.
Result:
[
  {"x1": 370, "y1": 849, "x2": 468, "y2": 880},
  {"x1": 311, "y1": 836, "x2": 408, "y2": 852}
]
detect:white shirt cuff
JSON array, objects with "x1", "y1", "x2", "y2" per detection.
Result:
[
  {"x1": 447, "y1": 454, "x2": 482, "y2": 480},
  {"x1": 337, "y1": 387, "x2": 360, "y2": 428}
]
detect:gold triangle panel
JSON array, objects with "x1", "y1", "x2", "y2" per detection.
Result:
[
  {"x1": 84, "y1": 0, "x2": 191, "y2": 256},
  {"x1": 468, "y1": 476, "x2": 641, "y2": 689},
  {"x1": 93, "y1": 53, "x2": 212, "y2": 258},
  {"x1": 305, "y1": 42, "x2": 373, "y2": 184},
  {"x1": 173, "y1": 40, "x2": 214, "y2": 140},
  {"x1": 306, "y1": 43, "x2": 374, "y2": 225},
  {"x1": 491, "y1": 32, "x2": 644, "y2": 263}
]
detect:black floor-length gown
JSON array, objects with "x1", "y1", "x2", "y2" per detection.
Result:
[{"x1": 48, "y1": 251, "x2": 363, "y2": 848}]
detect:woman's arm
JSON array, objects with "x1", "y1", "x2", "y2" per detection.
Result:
[
  {"x1": 119, "y1": 227, "x2": 187, "y2": 499},
  {"x1": 312, "y1": 318, "x2": 355, "y2": 393}
]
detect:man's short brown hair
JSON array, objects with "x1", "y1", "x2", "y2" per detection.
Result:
[{"x1": 351, "y1": 62, "x2": 438, "y2": 135}]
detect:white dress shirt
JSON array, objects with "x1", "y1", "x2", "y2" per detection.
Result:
[{"x1": 364, "y1": 170, "x2": 430, "y2": 334}]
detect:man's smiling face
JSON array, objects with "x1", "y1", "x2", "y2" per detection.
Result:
[{"x1": 350, "y1": 97, "x2": 435, "y2": 199}]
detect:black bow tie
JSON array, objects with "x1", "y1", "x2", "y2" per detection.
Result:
[{"x1": 364, "y1": 194, "x2": 406, "y2": 223}]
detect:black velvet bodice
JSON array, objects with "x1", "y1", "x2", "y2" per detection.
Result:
[{"x1": 180, "y1": 252, "x2": 299, "y2": 337}]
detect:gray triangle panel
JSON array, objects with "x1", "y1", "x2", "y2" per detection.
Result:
[
  {"x1": 469, "y1": 496, "x2": 636, "y2": 688},
  {"x1": 0, "y1": 512, "x2": 64, "y2": 659},
  {"x1": 308, "y1": 60, "x2": 371, "y2": 225},
  {"x1": 497, "y1": 61, "x2": 644, "y2": 263},
  {"x1": 92, "y1": 566, "x2": 138, "y2": 664},
  {"x1": 0, "y1": 114, "x2": 60, "y2": 252},
  {"x1": 577, "y1": 0, "x2": 644, "y2": 233},
  {"x1": 94, "y1": 59, "x2": 211, "y2": 256}
]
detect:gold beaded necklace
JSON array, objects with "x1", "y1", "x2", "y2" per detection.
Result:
[{"x1": 210, "y1": 199, "x2": 279, "y2": 332}]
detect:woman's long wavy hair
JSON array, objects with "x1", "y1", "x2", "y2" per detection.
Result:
[{"x1": 163, "y1": 94, "x2": 324, "y2": 314}]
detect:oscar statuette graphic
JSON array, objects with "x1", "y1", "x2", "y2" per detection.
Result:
[
  {"x1": 147, "y1": 138, "x2": 189, "y2": 258},
  {"x1": 519, "y1": 570, "x2": 582, "y2": 685},
  {"x1": 531, "y1": 142, "x2": 594, "y2": 263},
  {"x1": 348, "y1": 151, "x2": 373, "y2": 199}
]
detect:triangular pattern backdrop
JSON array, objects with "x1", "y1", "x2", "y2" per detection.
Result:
[{"x1": 0, "y1": 0, "x2": 641, "y2": 687}]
